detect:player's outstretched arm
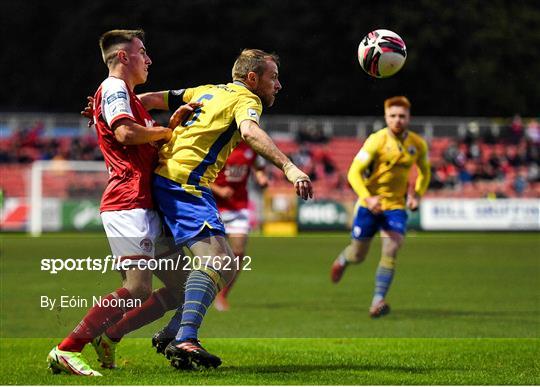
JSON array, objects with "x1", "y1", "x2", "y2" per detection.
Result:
[
  {"x1": 112, "y1": 118, "x2": 172, "y2": 145},
  {"x1": 240, "y1": 120, "x2": 313, "y2": 200},
  {"x1": 138, "y1": 91, "x2": 169, "y2": 111}
]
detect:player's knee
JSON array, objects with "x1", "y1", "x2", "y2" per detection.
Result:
[
  {"x1": 232, "y1": 250, "x2": 245, "y2": 259},
  {"x1": 126, "y1": 284, "x2": 152, "y2": 302},
  {"x1": 220, "y1": 266, "x2": 237, "y2": 287},
  {"x1": 353, "y1": 251, "x2": 367, "y2": 263}
]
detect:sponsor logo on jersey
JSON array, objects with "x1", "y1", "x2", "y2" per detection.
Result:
[
  {"x1": 106, "y1": 91, "x2": 128, "y2": 105},
  {"x1": 106, "y1": 94, "x2": 118, "y2": 104},
  {"x1": 247, "y1": 108, "x2": 259, "y2": 121}
]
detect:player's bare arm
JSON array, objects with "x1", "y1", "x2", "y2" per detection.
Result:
[
  {"x1": 81, "y1": 95, "x2": 200, "y2": 131},
  {"x1": 138, "y1": 91, "x2": 168, "y2": 111},
  {"x1": 112, "y1": 118, "x2": 172, "y2": 145},
  {"x1": 239, "y1": 119, "x2": 313, "y2": 200}
]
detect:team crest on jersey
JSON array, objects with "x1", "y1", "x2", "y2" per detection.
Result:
[
  {"x1": 139, "y1": 238, "x2": 153, "y2": 253},
  {"x1": 407, "y1": 146, "x2": 417, "y2": 155}
]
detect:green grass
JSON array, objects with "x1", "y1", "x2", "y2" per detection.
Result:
[
  {"x1": 1, "y1": 338, "x2": 539, "y2": 385},
  {"x1": 0, "y1": 232, "x2": 539, "y2": 384}
]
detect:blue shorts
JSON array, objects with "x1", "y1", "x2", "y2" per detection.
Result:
[
  {"x1": 153, "y1": 174, "x2": 225, "y2": 247},
  {"x1": 351, "y1": 207, "x2": 408, "y2": 239}
]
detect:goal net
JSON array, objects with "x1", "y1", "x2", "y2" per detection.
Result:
[{"x1": 28, "y1": 160, "x2": 107, "y2": 236}]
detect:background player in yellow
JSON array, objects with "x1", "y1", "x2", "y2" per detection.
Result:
[
  {"x1": 330, "y1": 96, "x2": 430, "y2": 318},
  {"x1": 139, "y1": 49, "x2": 313, "y2": 369}
]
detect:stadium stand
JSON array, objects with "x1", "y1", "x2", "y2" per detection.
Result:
[{"x1": 1, "y1": 117, "x2": 539, "y2": 203}]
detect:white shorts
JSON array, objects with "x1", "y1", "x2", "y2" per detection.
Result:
[
  {"x1": 101, "y1": 208, "x2": 176, "y2": 268},
  {"x1": 220, "y1": 209, "x2": 250, "y2": 235}
]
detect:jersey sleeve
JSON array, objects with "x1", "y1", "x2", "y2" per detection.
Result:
[
  {"x1": 234, "y1": 93, "x2": 263, "y2": 127},
  {"x1": 101, "y1": 78, "x2": 135, "y2": 127},
  {"x1": 414, "y1": 138, "x2": 431, "y2": 196},
  {"x1": 347, "y1": 134, "x2": 381, "y2": 199},
  {"x1": 354, "y1": 133, "x2": 379, "y2": 164}
]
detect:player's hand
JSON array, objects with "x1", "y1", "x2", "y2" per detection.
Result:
[
  {"x1": 168, "y1": 102, "x2": 204, "y2": 129},
  {"x1": 219, "y1": 186, "x2": 234, "y2": 199},
  {"x1": 295, "y1": 179, "x2": 313, "y2": 200},
  {"x1": 407, "y1": 193, "x2": 420, "y2": 211},
  {"x1": 255, "y1": 170, "x2": 269, "y2": 189},
  {"x1": 365, "y1": 195, "x2": 382, "y2": 214},
  {"x1": 283, "y1": 162, "x2": 313, "y2": 200},
  {"x1": 81, "y1": 96, "x2": 95, "y2": 127},
  {"x1": 150, "y1": 138, "x2": 168, "y2": 149}
]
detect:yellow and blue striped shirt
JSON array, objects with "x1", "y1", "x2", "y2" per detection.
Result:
[{"x1": 155, "y1": 82, "x2": 263, "y2": 196}]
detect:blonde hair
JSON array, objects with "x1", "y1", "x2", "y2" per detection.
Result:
[
  {"x1": 384, "y1": 96, "x2": 411, "y2": 111},
  {"x1": 232, "y1": 49, "x2": 279, "y2": 81},
  {"x1": 99, "y1": 29, "x2": 145, "y2": 66}
]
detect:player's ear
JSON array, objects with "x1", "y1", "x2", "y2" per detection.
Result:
[
  {"x1": 118, "y1": 50, "x2": 129, "y2": 64},
  {"x1": 247, "y1": 71, "x2": 258, "y2": 86}
]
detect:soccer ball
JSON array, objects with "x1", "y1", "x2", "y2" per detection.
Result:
[{"x1": 357, "y1": 29, "x2": 407, "y2": 78}]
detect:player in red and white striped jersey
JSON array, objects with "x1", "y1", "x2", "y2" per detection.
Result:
[{"x1": 211, "y1": 141, "x2": 268, "y2": 311}]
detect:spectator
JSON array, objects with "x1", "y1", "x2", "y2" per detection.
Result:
[
  {"x1": 509, "y1": 114, "x2": 524, "y2": 144},
  {"x1": 526, "y1": 119, "x2": 540, "y2": 145}
]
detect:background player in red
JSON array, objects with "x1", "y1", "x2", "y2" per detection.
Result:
[
  {"x1": 211, "y1": 141, "x2": 268, "y2": 311},
  {"x1": 47, "y1": 29, "x2": 196, "y2": 376}
]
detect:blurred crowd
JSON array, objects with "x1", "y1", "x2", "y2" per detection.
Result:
[
  {"x1": 1, "y1": 116, "x2": 539, "y2": 198},
  {"x1": 291, "y1": 126, "x2": 341, "y2": 183},
  {"x1": 430, "y1": 116, "x2": 540, "y2": 197},
  {"x1": 0, "y1": 122, "x2": 103, "y2": 163}
]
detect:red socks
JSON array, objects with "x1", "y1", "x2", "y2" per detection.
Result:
[
  {"x1": 105, "y1": 287, "x2": 179, "y2": 342},
  {"x1": 58, "y1": 288, "x2": 132, "y2": 352}
]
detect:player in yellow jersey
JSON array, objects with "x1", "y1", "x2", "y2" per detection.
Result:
[
  {"x1": 330, "y1": 96, "x2": 430, "y2": 318},
  {"x1": 135, "y1": 49, "x2": 313, "y2": 369}
]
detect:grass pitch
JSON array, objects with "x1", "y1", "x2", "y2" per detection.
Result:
[{"x1": 1, "y1": 232, "x2": 539, "y2": 384}]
